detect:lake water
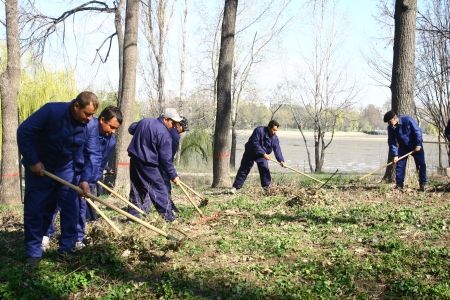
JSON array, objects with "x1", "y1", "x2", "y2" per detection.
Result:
[{"x1": 235, "y1": 130, "x2": 447, "y2": 175}]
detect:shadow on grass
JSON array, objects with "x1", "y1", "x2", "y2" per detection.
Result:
[{"x1": 0, "y1": 226, "x2": 281, "y2": 299}]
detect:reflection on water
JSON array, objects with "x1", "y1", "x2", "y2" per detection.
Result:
[{"x1": 236, "y1": 131, "x2": 446, "y2": 175}]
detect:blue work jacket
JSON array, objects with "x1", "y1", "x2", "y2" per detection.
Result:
[
  {"x1": 86, "y1": 117, "x2": 116, "y2": 183},
  {"x1": 245, "y1": 126, "x2": 284, "y2": 162},
  {"x1": 128, "y1": 117, "x2": 178, "y2": 180},
  {"x1": 387, "y1": 115, "x2": 423, "y2": 156},
  {"x1": 17, "y1": 101, "x2": 101, "y2": 182},
  {"x1": 169, "y1": 127, "x2": 180, "y2": 161}
]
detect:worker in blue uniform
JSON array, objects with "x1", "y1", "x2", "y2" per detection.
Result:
[
  {"x1": 169, "y1": 117, "x2": 189, "y2": 161},
  {"x1": 163, "y1": 116, "x2": 189, "y2": 212},
  {"x1": 77, "y1": 106, "x2": 123, "y2": 246},
  {"x1": 17, "y1": 91, "x2": 100, "y2": 266},
  {"x1": 127, "y1": 108, "x2": 182, "y2": 221},
  {"x1": 42, "y1": 106, "x2": 122, "y2": 251},
  {"x1": 383, "y1": 111, "x2": 427, "y2": 191},
  {"x1": 231, "y1": 120, "x2": 285, "y2": 193}
]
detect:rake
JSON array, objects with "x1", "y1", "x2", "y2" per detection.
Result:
[
  {"x1": 97, "y1": 181, "x2": 146, "y2": 215},
  {"x1": 359, "y1": 151, "x2": 414, "y2": 181},
  {"x1": 44, "y1": 170, "x2": 183, "y2": 245},
  {"x1": 269, "y1": 157, "x2": 338, "y2": 188},
  {"x1": 179, "y1": 180, "x2": 209, "y2": 207}
]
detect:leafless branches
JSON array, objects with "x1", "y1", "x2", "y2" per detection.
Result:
[
  {"x1": 290, "y1": 6, "x2": 358, "y2": 172},
  {"x1": 20, "y1": 1, "x2": 118, "y2": 60},
  {"x1": 415, "y1": 0, "x2": 450, "y2": 137},
  {"x1": 141, "y1": 0, "x2": 176, "y2": 112}
]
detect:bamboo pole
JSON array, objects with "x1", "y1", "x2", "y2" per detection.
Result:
[
  {"x1": 83, "y1": 197, "x2": 122, "y2": 235},
  {"x1": 176, "y1": 183, "x2": 205, "y2": 217},
  {"x1": 43, "y1": 171, "x2": 174, "y2": 240},
  {"x1": 97, "y1": 181, "x2": 145, "y2": 215},
  {"x1": 359, "y1": 151, "x2": 414, "y2": 181},
  {"x1": 268, "y1": 157, "x2": 325, "y2": 184}
]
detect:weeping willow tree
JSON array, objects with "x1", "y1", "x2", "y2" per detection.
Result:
[
  {"x1": 18, "y1": 69, "x2": 77, "y2": 121},
  {"x1": 0, "y1": 47, "x2": 77, "y2": 148},
  {"x1": 179, "y1": 129, "x2": 213, "y2": 170}
]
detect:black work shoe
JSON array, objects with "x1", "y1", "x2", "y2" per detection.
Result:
[
  {"x1": 419, "y1": 184, "x2": 426, "y2": 192},
  {"x1": 394, "y1": 185, "x2": 403, "y2": 190},
  {"x1": 26, "y1": 257, "x2": 41, "y2": 268}
]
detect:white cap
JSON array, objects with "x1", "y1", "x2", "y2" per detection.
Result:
[{"x1": 162, "y1": 108, "x2": 182, "y2": 122}]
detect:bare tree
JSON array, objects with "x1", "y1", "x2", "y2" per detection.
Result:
[
  {"x1": 114, "y1": 0, "x2": 140, "y2": 190},
  {"x1": 229, "y1": 0, "x2": 293, "y2": 169},
  {"x1": 290, "y1": 8, "x2": 357, "y2": 173},
  {"x1": 360, "y1": 104, "x2": 385, "y2": 130},
  {"x1": 174, "y1": 0, "x2": 189, "y2": 165},
  {"x1": 415, "y1": 0, "x2": 450, "y2": 167},
  {"x1": 115, "y1": 0, "x2": 126, "y2": 104},
  {"x1": 212, "y1": 0, "x2": 238, "y2": 187},
  {"x1": 417, "y1": 1, "x2": 450, "y2": 40},
  {"x1": 391, "y1": 0, "x2": 417, "y2": 115},
  {"x1": 383, "y1": 0, "x2": 417, "y2": 182},
  {"x1": 142, "y1": 0, "x2": 175, "y2": 113},
  {"x1": 0, "y1": 0, "x2": 21, "y2": 204},
  {"x1": 21, "y1": 1, "x2": 119, "y2": 60},
  {"x1": 178, "y1": 0, "x2": 188, "y2": 113}
]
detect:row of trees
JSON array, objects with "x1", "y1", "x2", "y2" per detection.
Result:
[{"x1": 1, "y1": 0, "x2": 449, "y2": 202}]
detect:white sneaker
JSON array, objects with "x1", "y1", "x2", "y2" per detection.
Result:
[
  {"x1": 74, "y1": 241, "x2": 86, "y2": 250},
  {"x1": 41, "y1": 236, "x2": 50, "y2": 252},
  {"x1": 229, "y1": 187, "x2": 237, "y2": 194}
]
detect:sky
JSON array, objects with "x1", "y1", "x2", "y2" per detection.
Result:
[{"x1": 1, "y1": 0, "x2": 425, "y2": 108}]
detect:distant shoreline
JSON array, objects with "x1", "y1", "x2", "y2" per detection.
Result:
[{"x1": 236, "y1": 129, "x2": 439, "y2": 141}]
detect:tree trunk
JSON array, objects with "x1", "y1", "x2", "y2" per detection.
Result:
[
  {"x1": 114, "y1": 0, "x2": 140, "y2": 192},
  {"x1": 383, "y1": 0, "x2": 417, "y2": 182},
  {"x1": 230, "y1": 124, "x2": 237, "y2": 170},
  {"x1": 179, "y1": 0, "x2": 188, "y2": 114},
  {"x1": 212, "y1": 0, "x2": 238, "y2": 187},
  {"x1": 314, "y1": 138, "x2": 320, "y2": 173},
  {"x1": 115, "y1": 0, "x2": 125, "y2": 105},
  {"x1": 0, "y1": 0, "x2": 21, "y2": 204}
]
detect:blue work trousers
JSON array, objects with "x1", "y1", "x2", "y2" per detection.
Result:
[
  {"x1": 396, "y1": 148, "x2": 427, "y2": 187},
  {"x1": 47, "y1": 183, "x2": 96, "y2": 243},
  {"x1": 129, "y1": 157, "x2": 175, "y2": 221},
  {"x1": 233, "y1": 151, "x2": 271, "y2": 189},
  {"x1": 84, "y1": 183, "x2": 99, "y2": 221},
  {"x1": 24, "y1": 169, "x2": 79, "y2": 258},
  {"x1": 160, "y1": 168, "x2": 178, "y2": 212}
]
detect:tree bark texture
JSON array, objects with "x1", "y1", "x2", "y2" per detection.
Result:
[
  {"x1": 0, "y1": 0, "x2": 21, "y2": 204},
  {"x1": 115, "y1": 0, "x2": 125, "y2": 105},
  {"x1": 384, "y1": 0, "x2": 417, "y2": 182},
  {"x1": 230, "y1": 125, "x2": 237, "y2": 170},
  {"x1": 212, "y1": 0, "x2": 238, "y2": 187},
  {"x1": 391, "y1": 0, "x2": 417, "y2": 115},
  {"x1": 115, "y1": 0, "x2": 140, "y2": 192}
]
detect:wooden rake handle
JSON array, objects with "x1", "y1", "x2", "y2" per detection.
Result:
[
  {"x1": 83, "y1": 197, "x2": 122, "y2": 235},
  {"x1": 97, "y1": 181, "x2": 146, "y2": 215},
  {"x1": 179, "y1": 180, "x2": 207, "y2": 201},
  {"x1": 268, "y1": 157, "x2": 325, "y2": 184},
  {"x1": 43, "y1": 170, "x2": 170, "y2": 239},
  {"x1": 176, "y1": 182, "x2": 205, "y2": 217},
  {"x1": 359, "y1": 151, "x2": 414, "y2": 181}
]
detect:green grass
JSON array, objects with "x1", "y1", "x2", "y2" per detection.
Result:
[{"x1": 1, "y1": 174, "x2": 449, "y2": 299}]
